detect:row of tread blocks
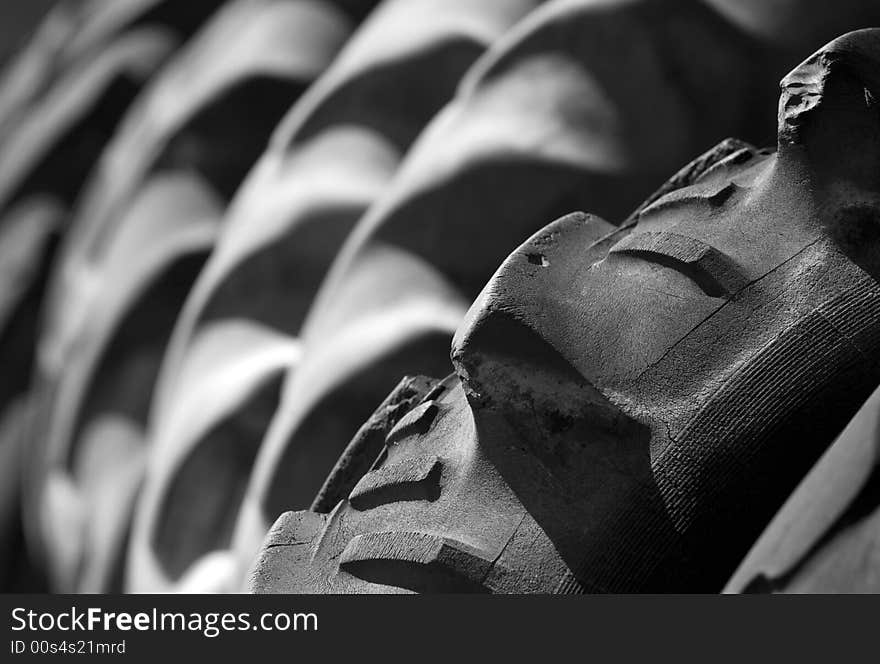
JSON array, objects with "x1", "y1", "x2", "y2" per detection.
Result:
[{"x1": 336, "y1": 379, "x2": 494, "y2": 592}]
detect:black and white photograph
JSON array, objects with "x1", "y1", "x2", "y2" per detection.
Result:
[{"x1": 0, "y1": 0, "x2": 879, "y2": 656}]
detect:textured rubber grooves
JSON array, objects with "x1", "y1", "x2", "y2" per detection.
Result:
[
  {"x1": 817, "y1": 280, "x2": 880, "y2": 355},
  {"x1": 656, "y1": 278, "x2": 880, "y2": 532},
  {"x1": 339, "y1": 531, "x2": 491, "y2": 593},
  {"x1": 349, "y1": 455, "x2": 442, "y2": 510}
]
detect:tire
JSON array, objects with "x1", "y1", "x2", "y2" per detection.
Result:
[
  {"x1": 251, "y1": 31, "x2": 880, "y2": 591},
  {"x1": 250, "y1": 139, "x2": 758, "y2": 594},
  {"x1": 251, "y1": 374, "x2": 590, "y2": 593}
]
